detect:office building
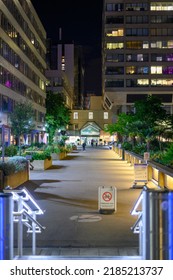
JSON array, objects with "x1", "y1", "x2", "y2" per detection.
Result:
[
  {"x1": 46, "y1": 40, "x2": 84, "y2": 110},
  {"x1": 102, "y1": 0, "x2": 173, "y2": 115},
  {"x1": 0, "y1": 0, "x2": 47, "y2": 144}
]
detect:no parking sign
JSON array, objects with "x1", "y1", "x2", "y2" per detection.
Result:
[{"x1": 98, "y1": 186, "x2": 117, "y2": 214}]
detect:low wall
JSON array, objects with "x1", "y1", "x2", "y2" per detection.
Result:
[{"x1": 113, "y1": 147, "x2": 173, "y2": 190}]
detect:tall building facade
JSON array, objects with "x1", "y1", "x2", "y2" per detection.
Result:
[
  {"x1": 46, "y1": 40, "x2": 84, "y2": 110},
  {"x1": 102, "y1": 0, "x2": 173, "y2": 115},
  {"x1": 0, "y1": 0, "x2": 47, "y2": 144}
]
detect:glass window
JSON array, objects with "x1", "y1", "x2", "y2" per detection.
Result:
[
  {"x1": 73, "y1": 112, "x2": 78, "y2": 119},
  {"x1": 104, "y1": 112, "x2": 108, "y2": 119},
  {"x1": 151, "y1": 66, "x2": 162, "y2": 74},
  {"x1": 88, "y1": 112, "x2": 93, "y2": 119}
]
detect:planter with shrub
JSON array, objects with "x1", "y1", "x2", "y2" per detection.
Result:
[
  {"x1": 31, "y1": 152, "x2": 52, "y2": 170},
  {"x1": 0, "y1": 156, "x2": 29, "y2": 190}
]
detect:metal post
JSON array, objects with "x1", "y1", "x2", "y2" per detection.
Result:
[
  {"x1": 32, "y1": 212, "x2": 36, "y2": 255},
  {"x1": 139, "y1": 219, "x2": 143, "y2": 258},
  {"x1": 142, "y1": 189, "x2": 171, "y2": 260},
  {"x1": 17, "y1": 196, "x2": 23, "y2": 257},
  {"x1": 0, "y1": 193, "x2": 13, "y2": 259},
  {"x1": 168, "y1": 192, "x2": 173, "y2": 260}
]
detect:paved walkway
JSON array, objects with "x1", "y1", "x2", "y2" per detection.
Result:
[{"x1": 18, "y1": 146, "x2": 142, "y2": 258}]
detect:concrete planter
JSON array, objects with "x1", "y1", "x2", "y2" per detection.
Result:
[
  {"x1": 32, "y1": 158, "x2": 52, "y2": 170},
  {"x1": 51, "y1": 152, "x2": 66, "y2": 160},
  {"x1": 51, "y1": 153, "x2": 59, "y2": 160},
  {"x1": 58, "y1": 152, "x2": 67, "y2": 160},
  {"x1": 3, "y1": 169, "x2": 29, "y2": 189}
]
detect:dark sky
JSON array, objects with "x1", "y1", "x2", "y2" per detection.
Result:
[{"x1": 32, "y1": 0, "x2": 103, "y2": 95}]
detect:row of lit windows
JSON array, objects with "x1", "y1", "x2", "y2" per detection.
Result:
[
  {"x1": 106, "y1": 66, "x2": 173, "y2": 75},
  {"x1": 0, "y1": 39, "x2": 45, "y2": 90},
  {"x1": 73, "y1": 112, "x2": 109, "y2": 120},
  {"x1": 106, "y1": 41, "x2": 173, "y2": 49},
  {"x1": 0, "y1": 65, "x2": 45, "y2": 106},
  {"x1": 0, "y1": 11, "x2": 45, "y2": 73},
  {"x1": 106, "y1": 3, "x2": 173, "y2": 11},
  {"x1": 105, "y1": 79, "x2": 173, "y2": 87},
  {"x1": 1, "y1": 0, "x2": 45, "y2": 56},
  {"x1": 46, "y1": 77, "x2": 63, "y2": 87},
  {"x1": 106, "y1": 28, "x2": 173, "y2": 37}
]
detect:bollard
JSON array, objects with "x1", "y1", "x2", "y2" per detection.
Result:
[{"x1": 0, "y1": 193, "x2": 13, "y2": 260}]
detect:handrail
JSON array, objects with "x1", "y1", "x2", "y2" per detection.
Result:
[
  {"x1": 130, "y1": 191, "x2": 143, "y2": 216},
  {"x1": 13, "y1": 209, "x2": 45, "y2": 231},
  {"x1": 130, "y1": 190, "x2": 144, "y2": 257},
  {"x1": 131, "y1": 214, "x2": 142, "y2": 234},
  {"x1": 4, "y1": 187, "x2": 45, "y2": 258}
]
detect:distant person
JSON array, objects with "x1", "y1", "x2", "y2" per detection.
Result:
[
  {"x1": 95, "y1": 140, "x2": 98, "y2": 147},
  {"x1": 82, "y1": 142, "x2": 86, "y2": 151},
  {"x1": 91, "y1": 139, "x2": 94, "y2": 147}
]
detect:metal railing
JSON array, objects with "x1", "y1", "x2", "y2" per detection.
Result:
[
  {"x1": 4, "y1": 187, "x2": 45, "y2": 258},
  {"x1": 130, "y1": 190, "x2": 143, "y2": 256},
  {"x1": 131, "y1": 187, "x2": 173, "y2": 260}
]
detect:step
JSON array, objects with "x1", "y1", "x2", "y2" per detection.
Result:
[{"x1": 14, "y1": 247, "x2": 141, "y2": 260}]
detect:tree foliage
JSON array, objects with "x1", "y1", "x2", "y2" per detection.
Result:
[
  {"x1": 9, "y1": 101, "x2": 35, "y2": 153},
  {"x1": 105, "y1": 95, "x2": 172, "y2": 151},
  {"x1": 9, "y1": 101, "x2": 34, "y2": 138},
  {"x1": 46, "y1": 92, "x2": 71, "y2": 144}
]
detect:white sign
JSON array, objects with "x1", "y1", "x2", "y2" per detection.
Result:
[
  {"x1": 144, "y1": 152, "x2": 150, "y2": 161},
  {"x1": 98, "y1": 186, "x2": 117, "y2": 212},
  {"x1": 134, "y1": 163, "x2": 148, "y2": 183}
]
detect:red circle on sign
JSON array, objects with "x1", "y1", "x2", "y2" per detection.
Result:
[{"x1": 102, "y1": 191, "x2": 112, "y2": 202}]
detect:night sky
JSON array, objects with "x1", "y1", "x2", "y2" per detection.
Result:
[{"x1": 32, "y1": 0, "x2": 103, "y2": 95}]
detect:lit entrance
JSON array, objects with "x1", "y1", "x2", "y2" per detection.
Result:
[{"x1": 80, "y1": 122, "x2": 101, "y2": 144}]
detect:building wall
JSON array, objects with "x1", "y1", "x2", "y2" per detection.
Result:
[
  {"x1": 102, "y1": 0, "x2": 173, "y2": 114},
  {"x1": 68, "y1": 96, "x2": 113, "y2": 142},
  {"x1": 0, "y1": 0, "x2": 47, "y2": 133}
]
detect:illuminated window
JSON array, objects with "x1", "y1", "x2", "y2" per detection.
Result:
[
  {"x1": 73, "y1": 112, "x2": 78, "y2": 119},
  {"x1": 106, "y1": 43, "x2": 124, "y2": 49},
  {"x1": 150, "y1": 3, "x2": 173, "y2": 11},
  {"x1": 151, "y1": 79, "x2": 173, "y2": 86},
  {"x1": 151, "y1": 41, "x2": 173, "y2": 48},
  {"x1": 107, "y1": 29, "x2": 124, "y2": 37},
  {"x1": 39, "y1": 80, "x2": 45, "y2": 90},
  {"x1": 126, "y1": 66, "x2": 149, "y2": 74},
  {"x1": 137, "y1": 79, "x2": 149, "y2": 86},
  {"x1": 126, "y1": 41, "x2": 149, "y2": 49},
  {"x1": 104, "y1": 112, "x2": 109, "y2": 119},
  {"x1": 151, "y1": 66, "x2": 162, "y2": 74},
  {"x1": 61, "y1": 56, "x2": 65, "y2": 71},
  {"x1": 88, "y1": 112, "x2": 93, "y2": 119}
]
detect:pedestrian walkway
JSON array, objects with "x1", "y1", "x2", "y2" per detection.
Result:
[{"x1": 18, "y1": 146, "x2": 142, "y2": 258}]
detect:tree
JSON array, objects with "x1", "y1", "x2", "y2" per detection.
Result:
[
  {"x1": 105, "y1": 113, "x2": 136, "y2": 142},
  {"x1": 105, "y1": 95, "x2": 170, "y2": 152},
  {"x1": 46, "y1": 92, "x2": 71, "y2": 144},
  {"x1": 135, "y1": 95, "x2": 167, "y2": 125},
  {"x1": 9, "y1": 101, "x2": 35, "y2": 154}
]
